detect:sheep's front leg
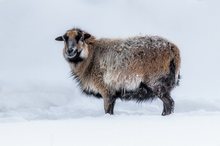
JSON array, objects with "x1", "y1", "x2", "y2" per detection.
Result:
[
  {"x1": 109, "y1": 100, "x2": 116, "y2": 114},
  {"x1": 93, "y1": 78, "x2": 116, "y2": 115},
  {"x1": 103, "y1": 97, "x2": 116, "y2": 115}
]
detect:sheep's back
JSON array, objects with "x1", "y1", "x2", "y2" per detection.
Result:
[{"x1": 92, "y1": 36, "x2": 175, "y2": 90}]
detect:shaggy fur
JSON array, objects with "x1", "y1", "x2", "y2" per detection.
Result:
[{"x1": 55, "y1": 28, "x2": 181, "y2": 116}]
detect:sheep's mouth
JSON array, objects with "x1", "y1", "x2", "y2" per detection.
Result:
[
  {"x1": 66, "y1": 50, "x2": 83, "y2": 63},
  {"x1": 66, "y1": 50, "x2": 77, "y2": 58}
]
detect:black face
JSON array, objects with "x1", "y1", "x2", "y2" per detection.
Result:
[
  {"x1": 55, "y1": 34, "x2": 77, "y2": 57},
  {"x1": 55, "y1": 29, "x2": 92, "y2": 63}
]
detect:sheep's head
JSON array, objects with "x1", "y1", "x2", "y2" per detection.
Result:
[{"x1": 55, "y1": 28, "x2": 95, "y2": 63}]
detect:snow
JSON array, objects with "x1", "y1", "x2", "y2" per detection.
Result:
[
  {"x1": 1, "y1": 115, "x2": 220, "y2": 146},
  {"x1": 0, "y1": 0, "x2": 220, "y2": 145}
]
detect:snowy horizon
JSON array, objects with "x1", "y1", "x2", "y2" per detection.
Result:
[{"x1": 0, "y1": 0, "x2": 220, "y2": 146}]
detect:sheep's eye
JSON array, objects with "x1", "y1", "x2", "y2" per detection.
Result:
[{"x1": 75, "y1": 33, "x2": 82, "y2": 43}]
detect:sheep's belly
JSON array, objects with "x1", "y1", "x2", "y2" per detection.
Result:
[{"x1": 104, "y1": 72, "x2": 143, "y2": 91}]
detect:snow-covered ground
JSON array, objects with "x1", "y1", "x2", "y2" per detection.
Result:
[
  {"x1": 1, "y1": 115, "x2": 220, "y2": 146},
  {"x1": 0, "y1": 0, "x2": 220, "y2": 145}
]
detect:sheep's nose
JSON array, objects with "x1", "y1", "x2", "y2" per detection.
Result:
[{"x1": 68, "y1": 49, "x2": 73, "y2": 54}]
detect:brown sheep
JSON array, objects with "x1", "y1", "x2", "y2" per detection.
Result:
[{"x1": 55, "y1": 28, "x2": 181, "y2": 116}]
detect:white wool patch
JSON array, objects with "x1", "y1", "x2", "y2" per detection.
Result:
[
  {"x1": 104, "y1": 72, "x2": 143, "y2": 91},
  {"x1": 80, "y1": 48, "x2": 89, "y2": 58},
  {"x1": 84, "y1": 81, "x2": 99, "y2": 94},
  {"x1": 124, "y1": 76, "x2": 142, "y2": 90}
]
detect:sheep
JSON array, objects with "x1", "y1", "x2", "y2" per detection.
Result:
[{"x1": 55, "y1": 28, "x2": 181, "y2": 116}]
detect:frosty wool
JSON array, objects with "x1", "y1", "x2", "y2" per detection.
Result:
[{"x1": 55, "y1": 28, "x2": 181, "y2": 116}]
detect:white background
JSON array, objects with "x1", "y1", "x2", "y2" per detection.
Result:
[{"x1": 0, "y1": 0, "x2": 220, "y2": 145}]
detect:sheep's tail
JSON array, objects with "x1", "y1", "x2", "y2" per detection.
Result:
[{"x1": 170, "y1": 43, "x2": 181, "y2": 86}]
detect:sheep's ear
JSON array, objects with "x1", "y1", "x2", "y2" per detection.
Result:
[
  {"x1": 83, "y1": 33, "x2": 91, "y2": 40},
  {"x1": 83, "y1": 33, "x2": 95, "y2": 44},
  {"x1": 55, "y1": 36, "x2": 64, "y2": 41}
]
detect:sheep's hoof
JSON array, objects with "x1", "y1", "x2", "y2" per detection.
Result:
[{"x1": 161, "y1": 110, "x2": 172, "y2": 116}]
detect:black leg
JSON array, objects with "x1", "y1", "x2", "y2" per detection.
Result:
[
  {"x1": 159, "y1": 96, "x2": 169, "y2": 116},
  {"x1": 159, "y1": 93, "x2": 174, "y2": 116},
  {"x1": 103, "y1": 97, "x2": 116, "y2": 115},
  {"x1": 167, "y1": 94, "x2": 175, "y2": 113},
  {"x1": 109, "y1": 100, "x2": 116, "y2": 115}
]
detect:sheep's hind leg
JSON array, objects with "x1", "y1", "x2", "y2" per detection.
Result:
[
  {"x1": 159, "y1": 92, "x2": 174, "y2": 116},
  {"x1": 153, "y1": 85, "x2": 174, "y2": 116}
]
